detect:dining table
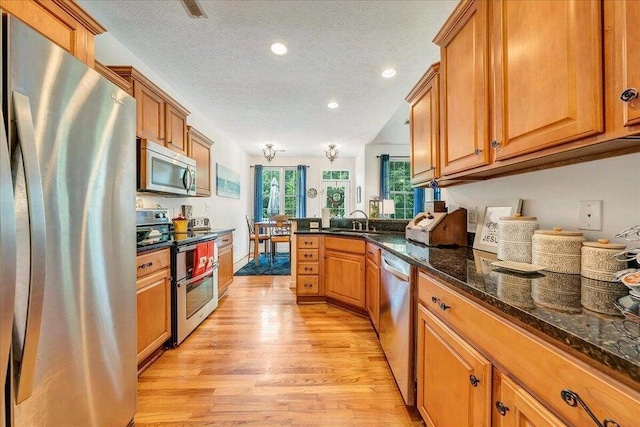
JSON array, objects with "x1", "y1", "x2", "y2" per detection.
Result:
[{"x1": 253, "y1": 221, "x2": 277, "y2": 266}]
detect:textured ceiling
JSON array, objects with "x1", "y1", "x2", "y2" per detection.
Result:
[{"x1": 79, "y1": 0, "x2": 457, "y2": 158}]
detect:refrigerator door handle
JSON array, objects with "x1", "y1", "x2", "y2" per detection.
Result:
[
  {"x1": 12, "y1": 91, "x2": 47, "y2": 404},
  {"x1": 0, "y1": 107, "x2": 18, "y2": 414}
]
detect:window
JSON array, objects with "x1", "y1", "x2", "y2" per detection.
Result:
[
  {"x1": 262, "y1": 168, "x2": 297, "y2": 219},
  {"x1": 388, "y1": 159, "x2": 413, "y2": 219},
  {"x1": 322, "y1": 170, "x2": 350, "y2": 218}
]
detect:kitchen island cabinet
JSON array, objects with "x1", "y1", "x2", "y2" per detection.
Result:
[
  {"x1": 324, "y1": 236, "x2": 366, "y2": 311},
  {"x1": 365, "y1": 242, "x2": 381, "y2": 333},
  {"x1": 136, "y1": 247, "x2": 171, "y2": 373}
]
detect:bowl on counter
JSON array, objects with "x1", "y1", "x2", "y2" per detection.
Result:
[{"x1": 620, "y1": 271, "x2": 640, "y2": 291}]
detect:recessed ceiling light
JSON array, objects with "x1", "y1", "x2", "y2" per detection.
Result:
[
  {"x1": 382, "y1": 68, "x2": 397, "y2": 78},
  {"x1": 327, "y1": 102, "x2": 339, "y2": 109},
  {"x1": 270, "y1": 42, "x2": 288, "y2": 56}
]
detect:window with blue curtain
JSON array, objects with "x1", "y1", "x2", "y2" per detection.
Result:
[
  {"x1": 253, "y1": 165, "x2": 263, "y2": 221},
  {"x1": 296, "y1": 165, "x2": 307, "y2": 218},
  {"x1": 380, "y1": 155, "x2": 422, "y2": 219}
]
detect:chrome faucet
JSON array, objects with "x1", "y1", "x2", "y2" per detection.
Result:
[{"x1": 349, "y1": 210, "x2": 369, "y2": 231}]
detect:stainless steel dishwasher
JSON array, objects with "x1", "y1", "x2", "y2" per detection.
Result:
[{"x1": 379, "y1": 250, "x2": 415, "y2": 406}]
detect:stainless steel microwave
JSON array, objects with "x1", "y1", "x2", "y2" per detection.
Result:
[{"x1": 138, "y1": 139, "x2": 196, "y2": 196}]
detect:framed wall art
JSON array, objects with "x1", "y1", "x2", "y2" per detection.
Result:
[
  {"x1": 473, "y1": 199, "x2": 522, "y2": 253},
  {"x1": 216, "y1": 163, "x2": 241, "y2": 199}
]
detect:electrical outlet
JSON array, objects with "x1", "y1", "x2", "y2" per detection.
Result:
[
  {"x1": 468, "y1": 206, "x2": 478, "y2": 224},
  {"x1": 578, "y1": 200, "x2": 602, "y2": 231},
  {"x1": 205, "y1": 203, "x2": 210, "y2": 212}
]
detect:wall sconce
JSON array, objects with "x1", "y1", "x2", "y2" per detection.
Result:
[
  {"x1": 263, "y1": 144, "x2": 277, "y2": 163},
  {"x1": 325, "y1": 144, "x2": 339, "y2": 163}
]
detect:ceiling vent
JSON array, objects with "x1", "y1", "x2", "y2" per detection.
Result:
[{"x1": 180, "y1": 0, "x2": 207, "y2": 18}]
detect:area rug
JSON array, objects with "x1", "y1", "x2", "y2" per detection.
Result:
[{"x1": 234, "y1": 254, "x2": 291, "y2": 276}]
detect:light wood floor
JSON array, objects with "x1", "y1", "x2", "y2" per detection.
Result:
[{"x1": 136, "y1": 275, "x2": 423, "y2": 426}]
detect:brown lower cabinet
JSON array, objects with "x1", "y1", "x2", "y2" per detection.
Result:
[
  {"x1": 416, "y1": 269, "x2": 640, "y2": 427},
  {"x1": 217, "y1": 232, "x2": 234, "y2": 299},
  {"x1": 136, "y1": 248, "x2": 171, "y2": 372},
  {"x1": 324, "y1": 237, "x2": 366, "y2": 310},
  {"x1": 365, "y1": 243, "x2": 381, "y2": 333}
]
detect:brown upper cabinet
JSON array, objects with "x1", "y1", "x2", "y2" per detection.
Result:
[
  {"x1": 0, "y1": 0, "x2": 105, "y2": 67},
  {"x1": 108, "y1": 66, "x2": 190, "y2": 155},
  {"x1": 425, "y1": 0, "x2": 640, "y2": 184},
  {"x1": 406, "y1": 63, "x2": 440, "y2": 186},
  {"x1": 187, "y1": 126, "x2": 214, "y2": 197},
  {"x1": 433, "y1": 0, "x2": 490, "y2": 177},
  {"x1": 491, "y1": 0, "x2": 603, "y2": 161}
]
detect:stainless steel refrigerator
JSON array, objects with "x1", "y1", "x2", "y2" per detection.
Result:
[{"x1": 0, "y1": 15, "x2": 137, "y2": 426}]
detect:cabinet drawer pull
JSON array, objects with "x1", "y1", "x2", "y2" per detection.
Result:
[
  {"x1": 431, "y1": 296, "x2": 439, "y2": 304},
  {"x1": 620, "y1": 88, "x2": 638, "y2": 102},
  {"x1": 439, "y1": 302, "x2": 451, "y2": 311},
  {"x1": 469, "y1": 375, "x2": 480, "y2": 387},
  {"x1": 561, "y1": 389, "x2": 620, "y2": 427},
  {"x1": 304, "y1": 267, "x2": 313, "y2": 271},
  {"x1": 304, "y1": 283, "x2": 313, "y2": 288},
  {"x1": 304, "y1": 241, "x2": 312, "y2": 245},
  {"x1": 495, "y1": 401, "x2": 509, "y2": 416},
  {"x1": 138, "y1": 262, "x2": 153, "y2": 270},
  {"x1": 222, "y1": 238, "x2": 230, "y2": 243},
  {"x1": 474, "y1": 148, "x2": 483, "y2": 156},
  {"x1": 304, "y1": 254, "x2": 312, "y2": 258}
]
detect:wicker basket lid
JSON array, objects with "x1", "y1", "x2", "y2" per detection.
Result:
[
  {"x1": 583, "y1": 239, "x2": 626, "y2": 249},
  {"x1": 534, "y1": 227, "x2": 583, "y2": 236},
  {"x1": 499, "y1": 213, "x2": 537, "y2": 221}
]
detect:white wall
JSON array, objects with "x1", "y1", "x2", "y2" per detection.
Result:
[
  {"x1": 354, "y1": 145, "x2": 366, "y2": 212},
  {"x1": 94, "y1": 33, "x2": 251, "y2": 265},
  {"x1": 247, "y1": 155, "x2": 356, "y2": 218},
  {"x1": 443, "y1": 152, "x2": 640, "y2": 244}
]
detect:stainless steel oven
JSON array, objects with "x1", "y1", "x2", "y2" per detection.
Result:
[
  {"x1": 138, "y1": 139, "x2": 196, "y2": 196},
  {"x1": 174, "y1": 239, "x2": 218, "y2": 345}
]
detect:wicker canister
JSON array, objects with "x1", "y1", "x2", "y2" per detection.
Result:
[
  {"x1": 532, "y1": 228, "x2": 584, "y2": 274},
  {"x1": 532, "y1": 272, "x2": 582, "y2": 313},
  {"x1": 581, "y1": 239, "x2": 627, "y2": 282},
  {"x1": 581, "y1": 276, "x2": 628, "y2": 315},
  {"x1": 497, "y1": 214, "x2": 538, "y2": 263}
]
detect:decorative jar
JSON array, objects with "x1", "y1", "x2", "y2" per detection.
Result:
[
  {"x1": 532, "y1": 228, "x2": 584, "y2": 274},
  {"x1": 497, "y1": 214, "x2": 538, "y2": 263}
]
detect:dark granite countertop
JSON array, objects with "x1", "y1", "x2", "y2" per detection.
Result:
[
  {"x1": 296, "y1": 230, "x2": 640, "y2": 386},
  {"x1": 137, "y1": 228, "x2": 235, "y2": 253}
]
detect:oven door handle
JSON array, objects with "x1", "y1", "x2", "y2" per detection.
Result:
[
  {"x1": 177, "y1": 268, "x2": 214, "y2": 287},
  {"x1": 177, "y1": 238, "x2": 216, "y2": 253}
]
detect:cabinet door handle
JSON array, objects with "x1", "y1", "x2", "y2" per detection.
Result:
[
  {"x1": 139, "y1": 262, "x2": 153, "y2": 270},
  {"x1": 439, "y1": 302, "x2": 451, "y2": 311},
  {"x1": 495, "y1": 401, "x2": 509, "y2": 416},
  {"x1": 474, "y1": 148, "x2": 483, "y2": 156},
  {"x1": 491, "y1": 140, "x2": 501, "y2": 149},
  {"x1": 469, "y1": 375, "x2": 480, "y2": 387},
  {"x1": 620, "y1": 88, "x2": 638, "y2": 102},
  {"x1": 561, "y1": 389, "x2": 620, "y2": 427}
]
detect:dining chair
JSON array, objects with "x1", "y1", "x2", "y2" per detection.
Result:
[
  {"x1": 246, "y1": 216, "x2": 270, "y2": 264},
  {"x1": 269, "y1": 216, "x2": 291, "y2": 264}
]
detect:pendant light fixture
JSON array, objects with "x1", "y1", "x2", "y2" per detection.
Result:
[
  {"x1": 325, "y1": 144, "x2": 339, "y2": 163},
  {"x1": 263, "y1": 144, "x2": 277, "y2": 163}
]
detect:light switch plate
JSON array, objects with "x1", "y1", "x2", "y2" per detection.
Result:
[
  {"x1": 468, "y1": 206, "x2": 478, "y2": 224},
  {"x1": 578, "y1": 200, "x2": 602, "y2": 231}
]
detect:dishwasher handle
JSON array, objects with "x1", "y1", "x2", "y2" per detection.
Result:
[{"x1": 382, "y1": 256, "x2": 410, "y2": 282}]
